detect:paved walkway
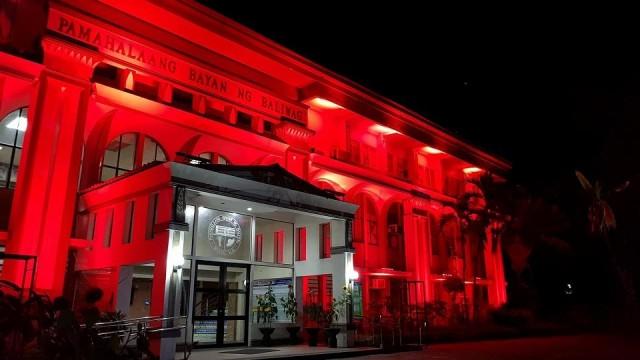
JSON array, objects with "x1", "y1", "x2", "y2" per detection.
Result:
[
  {"x1": 346, "y1": 334, "x2": 640, "y2": 360},
  {"x1": 178, "y1": 345, "x2": 382, "y2": 360}
]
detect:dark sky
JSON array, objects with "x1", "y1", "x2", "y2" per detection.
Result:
[
  {"x1": 200, "y1": 2, "x2": 640, "y2": 305},
  {"x1": 202, "y1": 2, "x2": 635, "y2": 190}
]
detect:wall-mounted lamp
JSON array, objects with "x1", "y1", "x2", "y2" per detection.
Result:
[
  {"x1": 463, "y1": 167, "x2": 483, "y2": 174},
  {"x1": 347, "y1": 268, "x2": 359, "y2": 282},
  {"x1": 171, "y1": 252, "x2": 185, "y2": 272}
]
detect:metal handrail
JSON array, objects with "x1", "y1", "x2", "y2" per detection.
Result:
[
  {"x1": 88, "y1": 315, "x2": 190, "y2": 359},
  {"x1": 87, "y1": 315, "x2": 187, "y2": 329},
  {"x1": 91, "y1": 315, "x2": 162, "y2": 327},
  {"x1": 147, "y1": 325, "x2": 186, "y2": 334}
]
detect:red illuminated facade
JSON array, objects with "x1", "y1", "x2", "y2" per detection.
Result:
[{"x1": 0, "y1": 0, "x2": 509, "y2": 351}]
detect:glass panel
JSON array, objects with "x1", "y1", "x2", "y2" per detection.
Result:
[
  {"x1": 193, "y1": 291, "x2": 220, "y2": 317},
  {"x1": 0, "y1": 109, "x2": 19, "y2": 145},
  {"x1": 217, "y1": 156, "x2": 228, "y2": 165},
  {"x1": 223, "y1": 320, "x2": 245, "y2": 344},
  {"x1": 118, "y1": 134, "x2": 137, "y2": 170},
  {"x1": 225, "y1": 267, "x2": 247, "y2": 291},
  {"x1": 252, "y1": 266, "x2": 294, "y2": 323},
  {"x1": 15, "y1": 111, "x2": 27, "y2": 147},
  {"x1": 224, "y1": 292, "x2": 246, "y2": 317},
  {"x1": 183, "y1": 205, "x2": 195, "y2": 255},
  {"x1": 0, "y1": 146, "x2": 11, "y2": 187},
  {"x1": 193, "y1": 319, "x2": 217, "y2": 345},
  {"x1": 100, "y1": 167, "x2": 116, "y2": 182},
  {"x1": 195, "y1": 264, "x2": 220, "y2": 291},
  {"x1": 179, "y1": 260, "x2": 191, "y2": 316},
  {"x1": 194, "y1": 263, "x2": 221, "y2": 318},
  {"x1": 195, "y1": 208, "x2": 252, "y2": 261},
  {"x1": 102, "y1": 141, "x2": 119, "y2": 167},
  {"x1": 128, "y1": 264, "x2": 155, "y2": 319},
  {"x1": 10, "y1": 148, "x2": 21, "y2": 186},
  {"x1": 199, "y1": 152, "x2": 212, "y2": 160},
  {"x1": 142, "y1": 136, "x2": 164, "y2": 165},
  {"x1": 254, "y1": 218, "x2": 294, "y2": 264},
  {"x1": 155, "y1": 144, "x2": 166, "y2": 161}
]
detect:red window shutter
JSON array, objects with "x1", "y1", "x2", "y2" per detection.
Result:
[
  {"x1": 274, "y1": 230, "x2": 284, "y2": 264},
  {"x1": 320, "y1": 223, "x2": 331, "y2": 258},
  {"x1": 255, "y1": 234, "x2": 263, "y2": 261},
  {"x1": 297, "y1": 227, "x2": 307, "y2": 261}
]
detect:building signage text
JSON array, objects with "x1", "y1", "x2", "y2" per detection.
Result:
[{"x1": 48, "y1": 8, "x2": 307, "y2": 123}]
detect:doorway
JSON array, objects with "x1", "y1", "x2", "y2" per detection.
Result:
[{"x1": 192, "y1": 261, "x2": 249, "y2": 347}]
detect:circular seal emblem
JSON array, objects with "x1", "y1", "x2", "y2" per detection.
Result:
[{"x1": 207, "y1": 214, "x2": 242, "y2": 255}]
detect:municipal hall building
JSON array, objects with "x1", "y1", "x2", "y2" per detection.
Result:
[{"x1": 0, "y1": 0, "x2": 509, "y2": 351}]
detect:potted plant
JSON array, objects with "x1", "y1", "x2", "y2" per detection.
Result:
[
  {"x1": 302, "y1": 303, "x2": 323, "y2": 346},
  {"x1": 280, "y1": 284, "x2": 300, "y2": 344},
  {"x1": 324, "y1": 287, "x2": 351, "y2": 348},
  {"x1": 256, "y1": 285, "x2": 278, "y2": 346}
]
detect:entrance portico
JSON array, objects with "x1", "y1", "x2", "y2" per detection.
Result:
[{"x1": 73, "y1": 161, "x2": 357, "y2": 354}]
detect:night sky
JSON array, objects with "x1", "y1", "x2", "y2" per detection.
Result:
[
  {"x1": 202, "y1": 3, "x2": 640, "y2": 304},
  {"x1": 203, "y1": 2, "x2": 635, "y2": 193}
]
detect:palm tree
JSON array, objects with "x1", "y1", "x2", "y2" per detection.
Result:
[
  {"x1": 455, "y1": 187, "x2": 493, "y2": 322},
  {"x1": 575, "y1": 170, "x2": 635, "y2": 304},
  {"x1": 457, "y1": 174, "x2": 572, "y2": 318}
]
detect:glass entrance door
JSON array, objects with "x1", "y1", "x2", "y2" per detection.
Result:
[{"x1": 192, "y1": 261, "x2": 249, "y2": 347}]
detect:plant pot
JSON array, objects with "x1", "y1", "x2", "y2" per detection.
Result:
[
  {"x1": 286, "y1": 326, "x2": 301, "y2": 344},
  {"x1": 305, "y1": 327, "x2": 321, "y2": 346},
  {"x1": 324, "y1": 327, "x2": 340, "y2": 348},
  {"x1": 259, "y1": 327, "x2": 275, "y2": 346}
]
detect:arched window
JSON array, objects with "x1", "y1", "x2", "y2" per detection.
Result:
[
  {"x1": 0, "y1": 108, "x2": 28, "y2": 188},
  {"x1": 101, "y1": 133, "x2": 166, "y2": 181},
  {"x1": 198, "y1": 152, "x2": 229, "y2": 165}
]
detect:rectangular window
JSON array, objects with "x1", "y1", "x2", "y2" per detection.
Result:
[
  {"x1": 123, "y1": 201, "x2": 135, "y2": 244},
  {"x1": 319, "y1": 223, "x2": 331, "y2": 259},
  {"x1": 236, "y1": 112, "x2": 252, "y2": 129},
  {"x1": 103, "y1": 208, "x2": 114, "y2": 248},
  {"x1": 274, "y1": 230, "x2": 284, "y2": 264},
  {"x1": 171, "y1": 88, "x2": 193, "y2": 110},
  {"x1": 87, "y1": 213, "x2": 96, "y2": 241},
  {"x1": 255, "y1": 234, "x2": 263, "y2": 262},
  {"x1": 146, "y1": 193, "x2": 159, "y2": 240},
  {"x1": 263, "y1": 121, "x2": 274, "y2": 134},
  {"x1": 296, "y1": 227, "x2": 307, "y2": 261}
]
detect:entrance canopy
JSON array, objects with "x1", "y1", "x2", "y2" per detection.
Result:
[
  {"x1": 169, "y1": 162, "x2": 357, "y2": 219},
  {"x1": 75, "y1": 161, "x2": 359, "y2": 348}
]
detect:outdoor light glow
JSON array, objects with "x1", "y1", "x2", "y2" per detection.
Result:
[
  {"x1": 171, "y1": 252, "x2": 185, "y2": 270},
  {"x1": 463, "y1": 167, "x2": 483, "y2": 174},
  {"x1": 246, "y1": 207, "x2": 252, "y2": 211},
  {"x1": 347, "y1": 268, "x2": 360, "y2": 281},
  {"x1": 370, "y1": 124, "x2": 398, "y2": 135},
  {"x1": 424, "y1": 146, "x2": 444, "y2": 154},
  {"x1": 309, "y1": 97, "x2": 343, "y2": 110},
  {"x1": 185, "y1": 206, "x2": 195, "y2": 217},
  {"x1": 6, "y1": 116, "x2": 27, "y2": 132}
]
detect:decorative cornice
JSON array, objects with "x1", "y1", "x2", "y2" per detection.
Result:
[
  {"x1": 41, "y1": 36, "x2": 103, "y2": 79},
  {"x1": 275, "y1": 117, "x2": 316, "y2": 149}
]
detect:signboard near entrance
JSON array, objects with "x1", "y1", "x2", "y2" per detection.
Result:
[{"x1": 252, "y1": 278, "x2": 292, "y2": 323}]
